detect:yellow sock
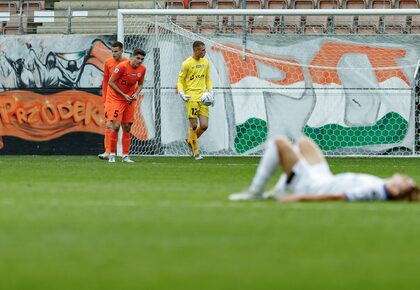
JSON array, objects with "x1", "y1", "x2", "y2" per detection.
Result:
[
  {"x1": 196, "y1": 127, "x2": 204, "y2": 139},
  {"x1": 188, "y1": 127, "x2": 194, "y2": 143},
  {"x1": 189, "y1": 128, "x2": 199, "y2": 155}
]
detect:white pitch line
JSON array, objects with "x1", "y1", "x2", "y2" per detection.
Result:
[
  {"x1": 147, "y1": 163, "x2": 254, "y2": 167},
  {"x1": 1, "y1": 198, "x2": 420, "y2": 213},
  {"x1": 0, "y1": 199, "x2": 15, "y2": 206}
]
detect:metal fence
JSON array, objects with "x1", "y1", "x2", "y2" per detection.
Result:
[{"x1": 0, "y1": 1, "x2": 419, "y2": 35}]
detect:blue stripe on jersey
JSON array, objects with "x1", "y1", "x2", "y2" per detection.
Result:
[{"x1": 383, "y1": 184, "x2": 391, "y2": 200}]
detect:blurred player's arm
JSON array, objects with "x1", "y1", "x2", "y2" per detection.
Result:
[
  {"x1": 131, "y1": 69, "x2": 146, "y2": 101},
  {"x1": 108, "y1": 74, "x2": 131, "y2": 102},
  {"x1": 177, "y1": 62, "x2": 189, "y2": 101},
  {"x1": 279, "y1": 194, "x2": 346, "y2": 203},
  {"x1": 102, "y1": 62, "x2": 110, "y2": 103},
  {"x1": 108, "y1": 64, "x2": 131, "y2": 101},
  {"x1": 206, "y1": 61, "x2": 213, "y2": 93},
  {"x1": 131, "y1": 83, "x2": 143, "y2": 101},
  {"x1": 108, "y1": 76, "x2": 130, "y2": 101}
]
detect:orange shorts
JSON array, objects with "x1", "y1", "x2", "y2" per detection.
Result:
[{"x1": 105, "y1": 99, "x2": 136, "y2": 123}]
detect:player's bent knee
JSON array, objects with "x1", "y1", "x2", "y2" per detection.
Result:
[
  {"x1": 274, "y1": 136, "x2": 292, "y2": 150},
  {"x1": 110, "y1": 121, "x2": 121, "y2": 132},
  {"x1": 105, "y1": 122, "x2": 113, "y2": 130},
  {"x1": 298, "y1": 136, "x2": 316, "y2": 151},
  {"x1": 121, "y1": 123, "x2": 132, "y2": 132}
]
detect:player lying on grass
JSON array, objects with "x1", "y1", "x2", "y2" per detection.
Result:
[{"x1": 229, "y1": 135, "x2": 420, "y2": 202}]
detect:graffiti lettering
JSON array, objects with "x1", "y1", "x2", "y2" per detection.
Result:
[
  {"x1": 0, "y1": 99, "x2": 17, "y2": 124},
  {"x1": 16, "y1": 107, "x2": 27, "y2": 124},
  {"x1": 0, "y1": 99, "x2": 102, "y2": 127},
  {"x1": 57, "y1": 103, "x2": 73, "y2": 120},
  {"x1": 0, "y1": 90, "x2": 104, "y2": 143},
  {"x1": 41, "y1": 104, "x2": 60, "y2": 125},
  {"x1": 27, "y1": 106, "x2": 40, "y2": 124},
  {"x1": 73, "y1": 101, "x2": 85, "y2": 123}
]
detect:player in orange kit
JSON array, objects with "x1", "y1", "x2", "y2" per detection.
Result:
[
  {"x1": 105, "y1": 48, "x2": 147, "y2": 163},
  {"x1": 98, "y1": 41, "x2": 128, "y2": 160}
]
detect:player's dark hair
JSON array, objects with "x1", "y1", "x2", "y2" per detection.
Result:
[
  {"x1": 405, "y1": 186, "x2": 420, "y2": 202},
  {"x1": 111, "y1": 41, "x2": 123, "y2": 49},
  {"x1": 390, "y1": 184, "x2": 420, "y2": 202},
  {"x1": 132, "y1": 48, "x2": 146, "y2": 57},
  {"x1": 193, "y1": 41, "x2": 205, "y2": 49}
]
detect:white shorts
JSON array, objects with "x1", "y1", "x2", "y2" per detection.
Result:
[{"x1": 287, "y1": 159, "x2": 334, "y2": 194}]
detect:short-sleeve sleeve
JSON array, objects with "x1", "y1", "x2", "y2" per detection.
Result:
[{"x1": 344, "y1": 185, "x2": 387, "y2": 201}]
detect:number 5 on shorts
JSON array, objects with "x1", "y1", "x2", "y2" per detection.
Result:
[{"x1": 113, "y1": 110, "x2": 119, "y2": 118}]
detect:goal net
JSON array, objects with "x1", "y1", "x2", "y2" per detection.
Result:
[{"x1": 118, "y1": 9, "x2": 420, "y2": 156}]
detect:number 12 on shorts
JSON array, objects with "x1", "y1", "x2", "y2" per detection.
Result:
[{"x1": 191, "y1": 108, "x2": 198, "y2": 117}]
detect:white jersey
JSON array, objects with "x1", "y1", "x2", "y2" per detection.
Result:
[{"x1": 288, "y1": 160, "x2": 388, "y2": 201}]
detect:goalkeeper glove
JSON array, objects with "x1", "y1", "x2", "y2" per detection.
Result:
[
  {"x1": 209, "y1": 91, "x2": 215, "y2": 107},
  {"x1": 179, "y1": 91, "x2": 190, "y2": 102}
]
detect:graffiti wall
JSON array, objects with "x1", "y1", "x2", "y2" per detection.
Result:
[{"x1": 0, "y1": 35, "x2": 115, "y2": 154}]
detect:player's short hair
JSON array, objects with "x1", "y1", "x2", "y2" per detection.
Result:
[
  {"x1": 111, "y1": 41, "x2": 123, "y2": 49},
  {"x1": 402, "y1": 185, "x2": 420, "y2": 202},
  {"x1": 389, "y1": 176, "x2": 420, "y2": 202},
  {"x1": 132, "y1": 48, "x2": 146, "y2": 57},
  {"x1": 193, "y1": 41, "x2": 205, "y2": 49}
]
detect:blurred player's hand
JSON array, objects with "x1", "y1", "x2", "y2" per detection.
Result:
[
  {"x1": 123, "y1": 94, "x2": 131, "y2": 102},
  {"x1": 127, "y1": 93, "x2": 143, "y2": 104},
  {"x1": 179, "y1": 91, "x2": 190, "y2": 102}
]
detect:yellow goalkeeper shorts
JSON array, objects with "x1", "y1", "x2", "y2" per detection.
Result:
[{"x1": 185, "y1": 101, "x2": 209, "y2": 118}]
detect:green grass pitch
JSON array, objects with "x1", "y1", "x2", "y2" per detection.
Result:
[{"x1": 1, "y1": 156, "x2": 420, "y2": 290}]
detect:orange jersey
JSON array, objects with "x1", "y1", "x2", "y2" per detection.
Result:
[
  {"x1": 102, "y1": 57, "x2": 128, "y2": 103},
  {"x1": 108, "y1": 61, "x2": 146, "y2": 101}
]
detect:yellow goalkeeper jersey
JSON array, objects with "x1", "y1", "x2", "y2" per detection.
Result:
[{"x1": 177, "y1": 56, "x2": 212, "y2": 102}]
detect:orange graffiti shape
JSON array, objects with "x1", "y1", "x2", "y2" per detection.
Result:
[
  {"x1": 309, "y1": 42, "x2": 409, "y2": 86},
  {"x1": 213, "y1": 44, "x2": 304, "y2": 86},
  {"x1": 86, "y1": 39, "x2": 112, "y2": 71}
]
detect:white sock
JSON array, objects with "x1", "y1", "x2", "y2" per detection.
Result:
[
  {"x1": 273, "y1": 174, "x2": 287, "y2": 197},
  {"x1": 250, "y1": 140, "x2": 280, "y2": 193}
]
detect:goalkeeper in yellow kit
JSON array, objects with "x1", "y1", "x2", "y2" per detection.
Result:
[{"x1": 177, "y1": 41, "x2": 214, "y2": 160}]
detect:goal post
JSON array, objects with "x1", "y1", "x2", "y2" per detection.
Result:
[
  {"x1": 118, "y1": 9, "x2": 420, "y2": 157},
  {"x1": 415, "y1": 60, "x2": 420, "y2": 155}
]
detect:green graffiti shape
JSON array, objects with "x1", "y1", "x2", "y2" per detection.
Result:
[
  {"x1": 303, "y1": 112, "x2": 408, "y2": 151},
  {"x1": 234, "y1": 118, "x2": 268, "y2": 154}
]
